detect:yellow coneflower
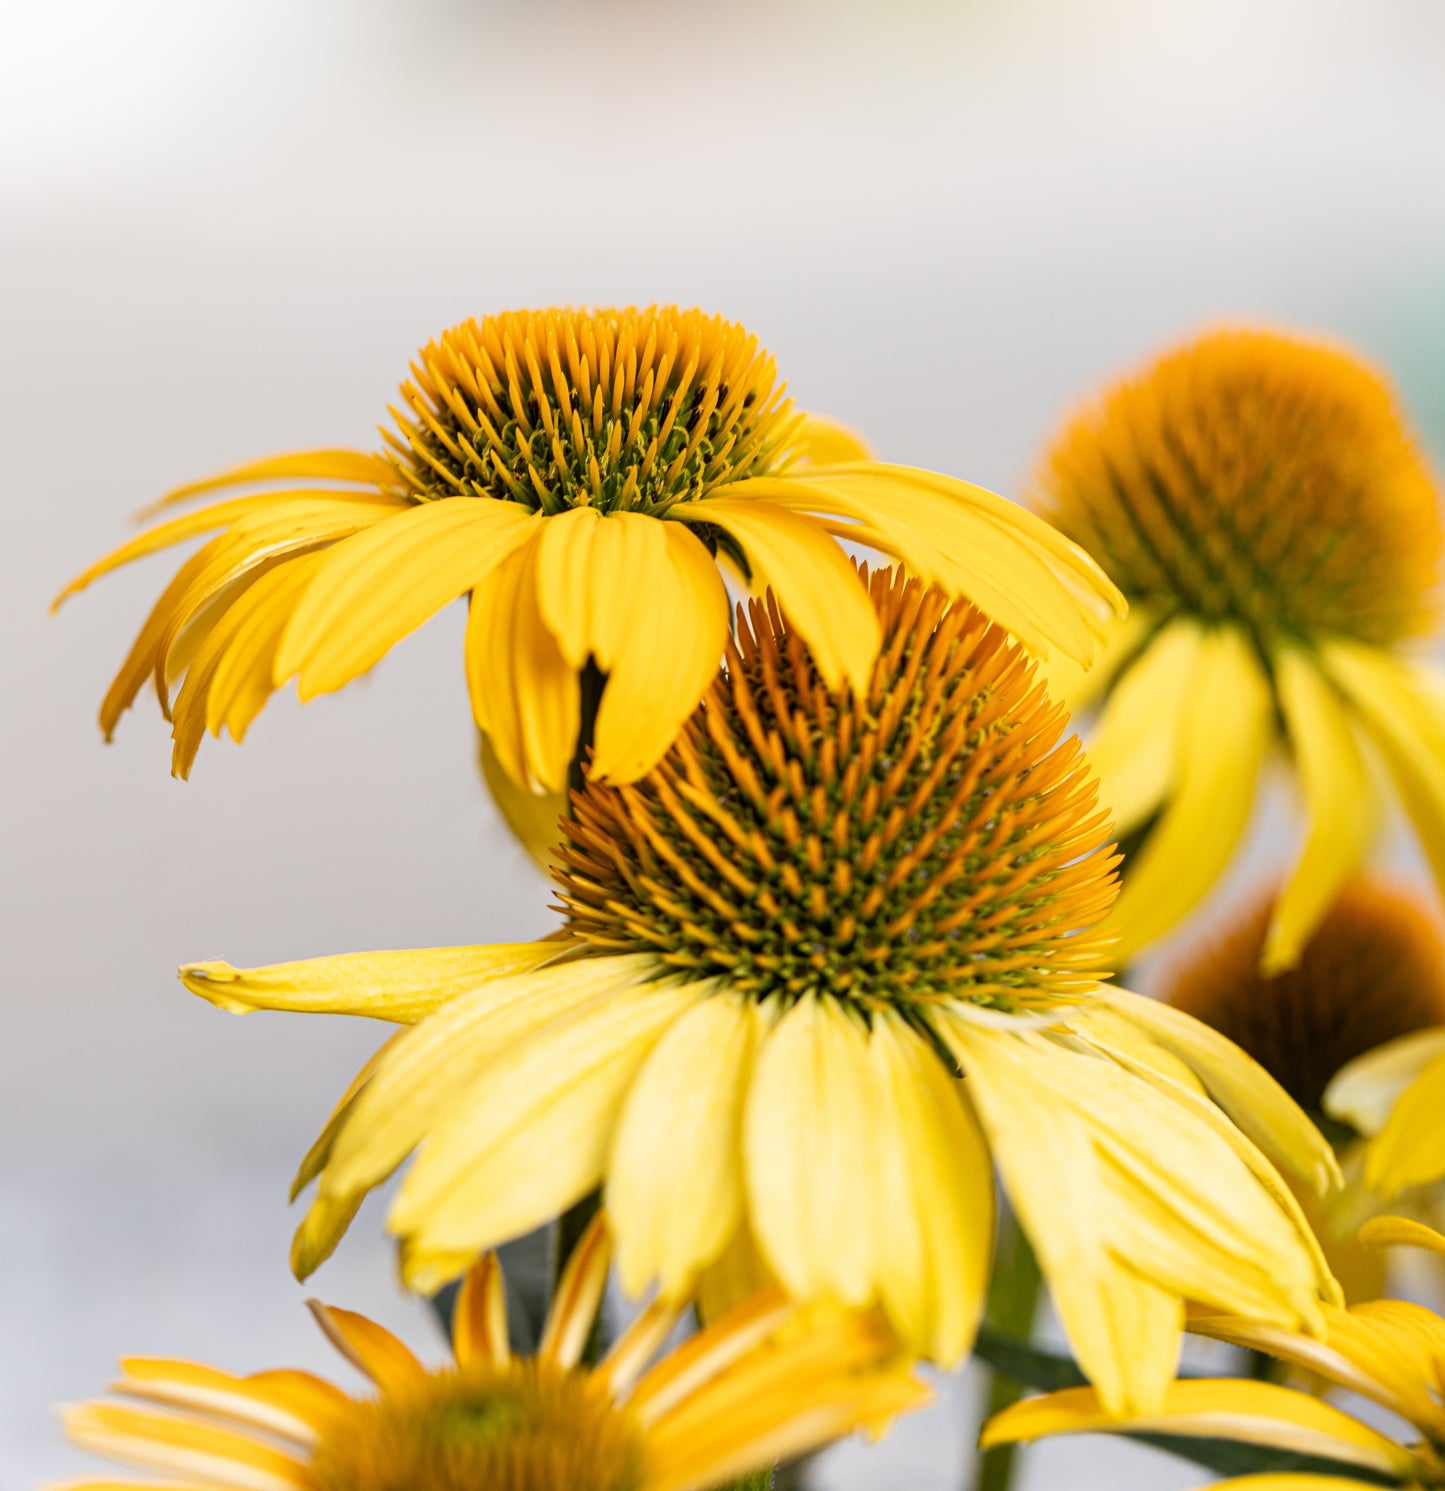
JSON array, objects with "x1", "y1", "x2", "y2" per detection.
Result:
[
  {"x1": 55, "y1": 305, "x2": 1122, "y2": 791},
  {"x1": 1159, "y1": 879, "x2": 1445, "y2": 1297},
  {"x1": 982, "y1": 1216, "x2": 1445, "y2": 1491},
  {"x1": 181, "y1": 568, "x2": 1339, "y2": 1415},
  {"x1": 1036, "y1": 327, "x2": 1445, "y2": 969},
  {"x1": 53, "y1": 1214, "x2": 926, "y2": 1491}
]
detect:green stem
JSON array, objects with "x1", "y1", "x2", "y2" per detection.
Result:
[{"x1": 972, "y1": 1208, "x2": 1043, "y2": 1491}]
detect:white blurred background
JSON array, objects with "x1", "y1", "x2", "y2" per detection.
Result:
[{"x1": 5, "y1": 0, "x2": 1445, "y2": 1484}]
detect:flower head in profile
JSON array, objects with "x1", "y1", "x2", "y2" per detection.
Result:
[
  {"x1": 56, "y1": 305, "x2": 1121, "y2": 792},
  {"x1": 983, "y1": 1216, "x2": 1445, "y2": 1491},
  {"x1": 54, "y1": 1214, "x2": 925, "y2": 1491},
  {"x1": 1037, "y1": 327, "x2": 1445, "y2": 968},
  {"x1": 1160, "y1": 879, "x2": 1445, "y2": 1296},
  {"x1": 184, "y1": 568, "x2": 1339, "y2": 1415}
]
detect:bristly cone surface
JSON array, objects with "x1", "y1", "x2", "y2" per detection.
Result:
[
  {"x1": 1036, "y1": 327, "x2": 1444, "y2": 648},
  {"x1": 556, "y1": 566, "x2": 1119, "y2": 1015}
]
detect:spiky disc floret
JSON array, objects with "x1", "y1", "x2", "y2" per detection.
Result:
[
  {"x1": 1163, "y1": 880, "x2": 1445, "y2": 1115},
  {"x1": 556, "y1": 568, "x2": 1118, "y2": 1013},
  {"x1": 1036, "y1": 328, "x2": 1443, "y2": 646},
  {"x1": 383, "y1": 307, "x2": 801, "y2": 516},
  {"x1": 310, "y1": 1358, "x2": 642, "y2": 1491}
]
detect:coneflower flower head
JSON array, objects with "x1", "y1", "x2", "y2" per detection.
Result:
[
  {"x1": 58, "y1": 305, "x2": 1123, "y2": 799},
  {"x1": 182, "y1": 569, "x2": 1341, "y2": 1416},
  {"x1": 1162, "y1": 880, "x2": 1445, "y2": 1117},
  {"x1": 1036, "y1": 327, "x2": 1445, "y2": 968},
  {"x1": 54, "y1": 1216, "x2": 926, "y2": 1491}
]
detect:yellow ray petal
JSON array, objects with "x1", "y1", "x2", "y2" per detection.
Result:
[
  {"x1": 304, "y1": 1303, "x2": 423, "y2": 1394},
  {"x1": 672, "y1": 497, "x2": 881, "y2": 693},
  {"x1": 466, "y1": 532, "x2": 579, "y2": 793},
  {"x1": 731, "y1": 465, "x2": 1125, "y2": 662},
  {"x1": 598, "y1": 1299, "x2": 689, "y2": 1400},
  {"x1": 1359, "y1": 1214, "x2": 1445, "y2": 1258},
  {"x1": 980, "y1": 1379, "x2": 1415, "y2": 1476},
  {"x1": 1324, "y1": 643, "x2": 1445, "y2": 892},
  {"x1": 1085, "y1": 618, "x2": 1202, "y2": 835},
  {"x1": 111, "y1": 1360, "x2": 345, "y2": 1444},
  {"x1": 743, "y1": 997, "x2": 880, "y2": 1310},
  {"x1": 289, "y1": 1189, "x2": 364, "y2": 1282},
  {"x1": 1095, "y1": 989, "x2": 1340, "y2": 1194},
  {"x1": 180, "y1": 942, "x2": 557, "y2": 1024},
  {"x1": 451, "y1": 1252, "x2": 511, "y2": 1370},
  {"x1": 1106, "y1": 625, "x2": 1273, "y2": 959},
  {"x1": 276, "y1": 498, "x2": 537, "y2": 698},
  {"x1": 794, "y1": 414, "x2": 873, "y2": 466},
  {"x1": 1265, "y1": 646, "x2": 1375, "y2": 972},
  {"x1": 1325, "y1": 1027, "x2": 1445, "y2": 1135},
  {"x1": 322, "y1": 954, "x2": 657, "y2": 1203},
  {"x1": 1035, "y1": 606, "x2": 1152, "y2": 715},
  {"x1": 608, "y1": 993, "x2": 759, "y2": 1300},
  {"x1": 866, "y1": 1012, "x2": 994, "y2": 1366},
  {"x1": 137, "y1": 448, "x2": 392, "y2": 516},
  {"x1": 390, "y1": 982, "x2": 704, "y2": 1261},
  {"x1": 1207, "y1": 1478, "x2": 1397, "y2": 1491},
  {"x1": 1360, "y1": 1047, "x2": 1445, "y2": 1197},
  {"x1": 477, "y1": 732, "x2": 565, "y2": 870},
  {"x1": 539, "y1": 1211, "x2": 611, "y2": 1370},
  {"x1": 61, "y1": 1403, "x2": 311, "y2": 1491}
]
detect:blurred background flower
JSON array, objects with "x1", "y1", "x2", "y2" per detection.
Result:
[{"x1": 9, "y1": 0, "x2": 1445, "y2": 1486}]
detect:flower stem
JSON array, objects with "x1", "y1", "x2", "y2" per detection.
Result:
[{"x1": 972, "y1": 1207, "x2": 1042, "y2": 1491}]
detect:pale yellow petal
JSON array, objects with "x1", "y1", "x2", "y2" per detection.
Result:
[
  {"x1": 866, "y1": 1012, "x2": 993, "y2": 1365},
  {"x1": 289, "y1": 1191, "x2": 364, "y2": 1281},
  {"x1": 1358, "y1": 1213, "x2": 1445, "y2": 1258},
  {"x1": 743, "y1": 997, "x2": 880, "y2": 1309},
  {"x1": 1324, "y1": 643, "x2": 1445, "y2": 892},
  {"x1": 1036, "y1": 606, "x2": 1152, "y2": 715},
  {"x1": 466, "y1": 532, "x2": 579, "y2": 793},
  {"x1": 1325, "y1": 1027, "x2": 1445, "y2": 1135},
  {"x1": 1106, "y1": 625, "x2": 1273, "y2": 959},
  {"x1": 609, "y1": 993, "x2": 759, "y2": 1299},
  {"x1": 1360, "y1": 1048, "x2": 1445, "y2": 1197},
  {"x1": 1085, "y1": 618, "x2": 1202, "y2": 835},
  {"x1": 980, "y1": 1379, "x2": 1415, "y2": 1477},
  {"x1": 672, "y1": 497, "x2": 881, "y2": 693},
  {"x1": 1265, "y1": 646, "x2": 1375, "y2": 972},
  {"x1": 322, "y1": 954, "x2": 656, "y2": 1202},
  {"x1": 276, "y1": 498, "x2": 537, "y2": 698},
  {"x1": 794, "y1": 413, "x2": 873, "y2": 466},
  {"x1": 1096, "y1": 988, "x2": 1341, "y2": 1194},
  {"x1": 137, "y1": 448, "x2": 391, "y2": 516},
  {"x1": 726, "y1": 465, "x2": 1125, "y2": 663},
  {"x1": 477, "y1": 731, "x2": 565, "y2": 871},
  {"x1": 389, "y1": 982, "x2": 704, "y2": 1261},
  {"x1": 180, "y1": 942, "x2": 558, "y2": 1024}
]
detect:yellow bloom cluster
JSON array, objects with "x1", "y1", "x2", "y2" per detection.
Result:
[{"x1": 51, "y1": 308, "x2": 1445, "y2": 1491}]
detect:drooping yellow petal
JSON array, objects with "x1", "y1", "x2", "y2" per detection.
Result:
[
  {"x1": 304, "y1": 1303, "x2": 424, "y2": 1394},
  {"x1": 1095, "y1": 988, "x2": 1340, "y2": 1194},
  {"x1": 289, "y1": 1190, "x2": 365, "y2": 1282},
  {"x1": 608, "y1": 992, "x2": 760, "y2": 1300},
  {"x1": 451, "y1": 1252, "x2": 511, "y2": 1370},
  {"x1": 794, "y1": 414, "x2": 873, "y2": 466},
  {"x1": 112, "y1": 1359, "x2": 346, "y2": 1443},
  {"x1": 136, "y1": 448, "x2": 392, "y2": 516},
  {"x1": 466, "y1": 532, "x2": 579, "y2": 793},
  {"x1": 1106, "y1": 625, "x2": 1274, "y2": 959},
  {"x1": 477, "y1": 732, "x2": 565, "y2": 871},
  {"x1": 732, "y1": 464, "x2": 1125, "y2": 663},
  {"x1": 865, "y1": 1012, "x2": 994, "y2": 1366},
  {"x1": 180, "y1": 942, "x2": 558, "y2": 1024},
  {"x1": 321, "y1": 954, "x2": 657, "y2": 1204},
  {"x1": 980, "y1": 1379, "x2": 1416, "y2": 1477},
  {"x1": 1359, "y1": 1047, "x2": 1445, "y2": 1197},
  {"x1": 1085, "y1": 618, "x2": 1202, "y2": 835},
  {"x1": 1325, "y1": 1027, "x2": 1445, "y2": 1135},
  {"x1": 276, "y1": 498, "x2": 537, "y2": 699},
  {"x1": 742, "y1": 997, "x2": 880, "y2": 1310},
  {"x1": 1324, "y1": 642, "x2": 1445, "y2": 892},
  {"x1": 534, "y1": 508, "x2": 730, "y2": 783},
  {"x1": 389, "y1": 982, "x2": 704, "y2": 1262},
  {"x1": 1358, "y1": 1214, "x2": 1445, "y2": 1258},
  {"x1": 1265, "y1": 646, "x2": 1375, "y2": 972},
  {"x1": 61, "y1": 1402, "x2": 312, "y2": 1491},
  {"x1": 1035, "y1": 606, "x2": 1152, "y2": 715},
  {"x1": 672, "y1": 497, "x2": 881, "y2": 693}
]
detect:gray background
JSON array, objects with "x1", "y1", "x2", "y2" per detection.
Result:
[{"x1": 5, "y1": 0, "x2": 1445, "y2": 1484}]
